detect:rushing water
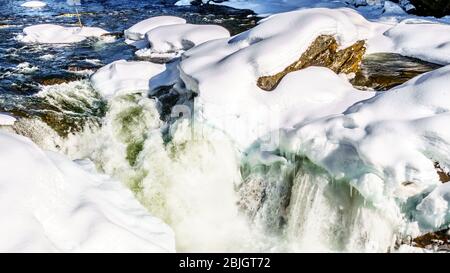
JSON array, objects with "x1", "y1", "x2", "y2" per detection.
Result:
[{"x1": 1, "y1": 1, "x2": 442, "y2": 252}]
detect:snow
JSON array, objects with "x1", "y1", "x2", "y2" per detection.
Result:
[
  {"x1": 383, "y1": 20, "x2": 450, "y2": 64},
  {"x1": 90, "y1": 60, "x2": 179, "y2": 98},
  {"x1": 178, "y1": 8, "x2": 450, "y2": 148},
  {"x1": 8, "y1": 1, "x2": 450, "y2": 251},
  {"x1": 284, "y1": 65, "x2": 450, "y2": 211},
  {"x1": 174, "y1": 7, "x2": 450, "y2": 236},
  {"x1": 0, "y1": 131, "x2": 175, "y2": 252},
  {"x1": 21, "y1": 1, "x2": 47, "y2": 8},
  {"x1": 415, "y1": 182, "x2": 450, "y2": 231},
  {"x1": 179, "y1": 8, "x2": 379, "y2": 148},
  {"x1": 0, "y1": 113, "x2": 16, "y2": 126},
  {"x1": 124, "y1": 16, "x2": 186, "y2": 48},
  {"x1": 136, "y1": 23, "x2": 230, "y2": 59},
  {"x1": 18, "y1": 24, "x2": 108, "y2": 44}
]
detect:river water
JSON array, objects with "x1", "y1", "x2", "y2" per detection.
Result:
[{"x1": 0, "y1": 0, "x2": 256, "y2": 135}]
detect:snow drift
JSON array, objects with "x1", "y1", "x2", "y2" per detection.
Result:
[
  {"x1": 18, "y1": 24, "x2": 108, "y2": 44},
  {"x1": 0, "y1": 131, "x2": 175, "y2": 252}
]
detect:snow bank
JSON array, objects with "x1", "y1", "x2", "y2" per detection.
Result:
[
  {"x1": 0, "y1": 131, "x2": 175, "y2": 252},
  {"x1": 21, "y1": 1, "x2": 47, "y2": 8},
  {"x1": 124, "y1": 16, "x2": 186, "y2": 48},
  {"x1": 179, "y1": 8, "x2": 378, "y2": 148},
  {"x1": 284, "y1": 65, "x2": 450, "y2": 230},
  {"x1": 136, "y1": 24, "x2": 230, "y2": 59},
  {"x1": 0, "y1": 113, "x2": 16, "y2": 126},
  {"x1": 18, "y1": 24, "x2": 108, "y2": 44},
  {"x1": 90, "y1": 60, "x2": 179, "y2": 98},
  {"x1": 383, "y1": 21, "x2": 450, "y2": 64},
  {"x1": 179, "y1": 8, "x2": 450, "y2": 148}
]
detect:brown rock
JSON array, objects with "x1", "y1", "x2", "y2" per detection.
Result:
[
  {"x1": 435, "y1": 162, "x2": 450, "y2": 183},
  {"x1": 34, "y1": 74, "x2": 80, "y2": 86},
  {"x1": 413, "y1": 228, "x2": 450, "y2": 250},
  {"x1": 257, "y1": 35, "x2": 366, "y2": 91}
]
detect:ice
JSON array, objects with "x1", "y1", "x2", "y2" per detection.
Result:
[
  {"x1": 0, "y1": 131, "x2": 175, "y2": 252},
  {"x1": 18, "y1": 24, "x2": 108, "y2": 44},
  {"x1": 283, "y1": 65, "x2": 450, "y2": 229},
  {"x1": 175, "y1": 7, "x2": 450, "y2": 239}
]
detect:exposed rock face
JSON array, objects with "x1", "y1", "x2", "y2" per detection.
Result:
[
  {"x1": 351, "y1": 53, "x2": 441, "y2": 91},
  {"x1": 257, "y1": 35, "x2": 366, "y2": 91},
  {"x1": 409, "y1": 0, "x2": 450, "y2": 17},
  {"x1": 435, "y1": 162, "x2": 450, "y2": 183},
  {"x1": 34, "y1": 74, "x2": 81, "y2": 86},
  {"x1": 413, "y1": 228, "x2": 450, "y2": 252}
]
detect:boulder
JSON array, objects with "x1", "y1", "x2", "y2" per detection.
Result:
[{"x1": 257, "y1": 35, "x2": 366, "y2": 91}]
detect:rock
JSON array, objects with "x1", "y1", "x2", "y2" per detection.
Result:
[
  {"x1": 351, "y1": 53, "x2": 441, "y2": 91},
  {"x1": 435, "y1": 162, "x2": 450, "y2": 183},
  {"x1": 35, "y1": 75, "x2": 80, "y2": 86},
  {"x1": 413, "y1": 228, "x2": 450, "y2": 251},
  {"x1": 257, "y1": 35, "x2": 366, "y2": 91},
  {"x1": 409, "y1": 0, "x2": 450, "y2": 17}
]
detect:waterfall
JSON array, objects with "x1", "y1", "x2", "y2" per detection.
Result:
[{"x1": 18, "y1": 84, "x2": 404, "y2": 252}]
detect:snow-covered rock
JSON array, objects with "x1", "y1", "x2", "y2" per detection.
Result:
[
  {"x1": 0, "y1": 131, "x2": 175, "y2": 252},
  {"x1": 124, "y1": 16, "x2": 186, "y2": 48},
  {"x1": 18, "y1": 24, "x2": 108, "y2": 44},
  {"x1": 179, "y1": 8, "x2": 450, "y2": 148},
  {"x1": 179, "y1": 8, "x2": 381, "y2": 148},
  {"x1": 90, "y1": 60, "x2": 179, "y2": 98},
  {"x1": 0, "y1": 113, "x2": 16, "y2": 126},
  {"x1": 21, "y1": 1, "x2": 47, "y2": 8},
  {"x1": 175, "y1": 7, "x2": 450, "y2": 235},
  {"x1": 136, "y1": 23, "x2": 230, "y2": 59}
]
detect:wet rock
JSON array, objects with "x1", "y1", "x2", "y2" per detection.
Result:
[
  {"x1": 413, "y1": 228, "x2": 450, "y2": 251},
  {"x1": 34, "y1": 74, "x2": 81, "y2": 86},
  {"x1": 409, "y1": 0, "x2": 450, "y2": 18},
  {"x1": 435, "y1": 162, "x2": 450, "y2": 183},
  {"x1": 351, "y1": 53, "x2": 441, "y2": 91},
  {"x1": 101, "y1": 32, "x2": 124, "y2": 39},
  {"x1": 257, "y1": 35, "x2": 366, "y2": 91}
]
